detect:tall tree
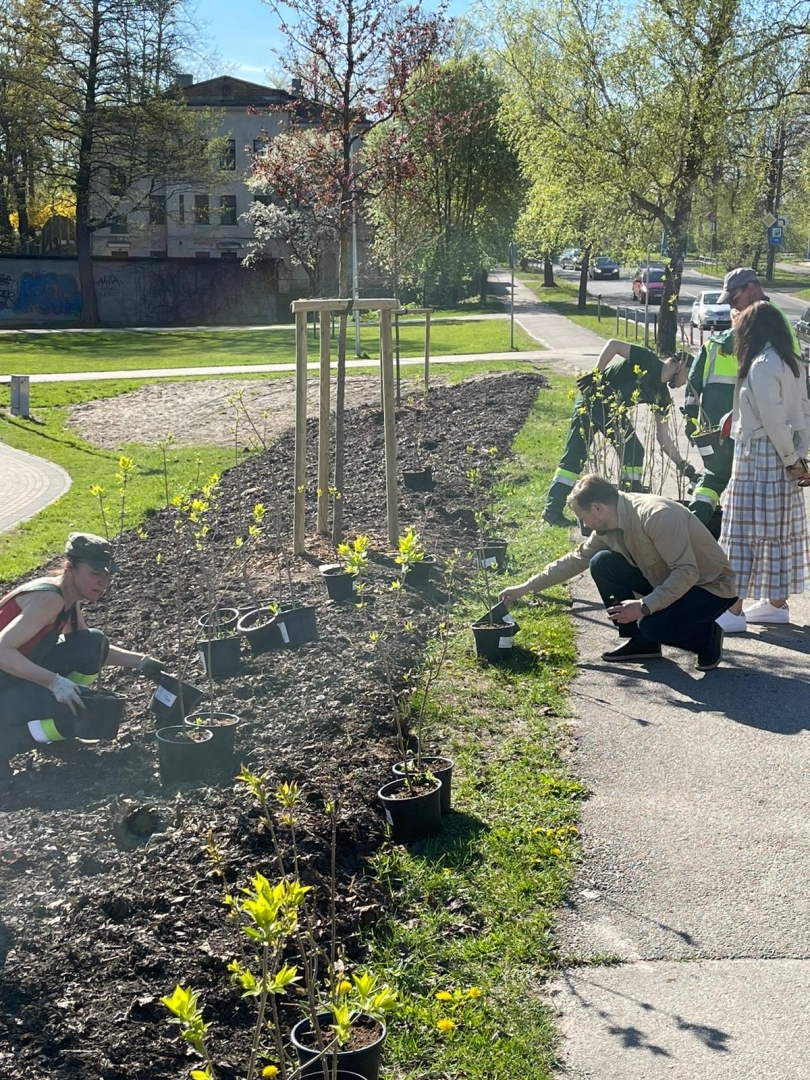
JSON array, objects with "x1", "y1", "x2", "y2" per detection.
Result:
[{"x1": 265, "y1": 0, "x2": 447, "y2": 541}]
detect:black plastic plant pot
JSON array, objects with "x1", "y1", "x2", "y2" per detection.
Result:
[
  {"x1": 471, "y1": 604, "x2": 520, "y2": 661},
  {"x1": 403, "y1": 465, "x2": 434, "y2": 491},
  {"x1": 404, "y1": 555, "x2": 439, "y2": 588},
  {"x1": 148, "y1": 672, "x2": 207, "y2": 726},
  {"x1": 393, "y1": 756, "x2": 454, "y2": 814},
  {"x1": 196, "y1": 607, "x2": 239, "y2": 634},
  {"x1": 291, "y1": 1012, "x2": 386, "y2": 1080},
  {"x1": 184, "y1": 710, "x2": 240, "y2": 771},
  {"x1": 693, "y1": 428, "x2": 722, "y2": 454},
  {"x1": 475, "y1": 538, "x2": 508, "y2": 572},
  {"x1": 197, "y1": 635, "x2": 241, "y2": 678},
  {"x1": 320, "y1": 564, "x2": 357, "y2": 602},
  {"x1": 270, "y1": 602, "x2": 319, "y2": 647},
  {"x1": 155, "y1": 725, "x2": 213, "y2": 784},
  {"x1": 378, "y1": 777, "x2": 442, "y2": 843},
  {"x1": 300, "y1": 1070, "x2": 368, "y2": 1080},
  {"x1": 237, "y1": 606, "x2": 282, "y2": 654},
  {"x1": 74, "y1": 688, "x2": 127, "y2": 741}
]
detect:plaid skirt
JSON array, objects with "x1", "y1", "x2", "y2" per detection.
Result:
[{"x1": 720, "y1": 437, "x2": 810, "y2": 599}]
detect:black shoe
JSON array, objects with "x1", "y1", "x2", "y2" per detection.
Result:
[
  {"x1": 542, "y1": 509, "x2": 572, "y2": 528},
  {"x1": 696, "y1": 624, "x2": 724, "y2": 671},
  {"x1": 601, "y1": 638, "x2": 662, "y2": 662}
]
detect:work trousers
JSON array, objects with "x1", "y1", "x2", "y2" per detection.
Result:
[
  {"x1": 588, "y1": 550, "x2": 735, "y2": 653},
  {"x1": 688, "y1": 437, "x2": 734, "y2": 527},
  {"x1": 545, "y1": 396, "x2": 645, "y2": 516},
  {"x1": 0, "y1": 629, "x2": 108, "y2": 759}
]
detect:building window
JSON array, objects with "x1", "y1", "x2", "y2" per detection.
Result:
[
  {"x1": 220, "y1": 195, "x2": 237, "y2": 226},
  {"x1": 149, "y1": 195, "x2": 166, "y2": 225},
  {"x1": 109, "y1": 167, "x2": 127, "y2": 195},
  {"x1": 110, "y1": 250, "x2": 129, "y2": 258},
  {"x1": 253, "y1": 194, "x2": 273, "y2": 206},
  {"x1": 178, "y1": 194, "x2": 185, "y2": 223},
  {"x1": 110, "y1": 214, "x2": 127, "y2": 234},
  {"x1": 194, "y1": 195, "x2": 209, "y2": 225},
  {"x1": 253, "y1": 138, "x2": 266, "y2": 155},
  {"x1": 220, "y1": 139, "x2": 236, "y2": 170},
  {"x1": 195, "y1": 250, "x2": 210, "y2": 258}
]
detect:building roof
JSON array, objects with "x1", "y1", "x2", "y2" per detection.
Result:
[{"x1": 181, "y1": 76, "x2": 293, "y2": 108}]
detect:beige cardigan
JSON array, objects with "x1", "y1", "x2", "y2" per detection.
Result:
[{"x1": 730, "y1": 345, "x2": 810, "y2": 466}]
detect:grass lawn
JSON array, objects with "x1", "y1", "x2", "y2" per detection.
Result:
[
  {"x1": 371, "y1": 376, "x2": 583, "y2": 1079},
  {"x1": 0, "y1": 319, "x2": 537, "y2": 377}
]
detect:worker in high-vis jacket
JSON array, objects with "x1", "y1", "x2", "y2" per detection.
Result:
[
  {"x1": 542, "y1": 339, "x2": 695, "y2": 528},
  {"x1": 0, "y1": 532, "x2": 164, "y2": 780},
  {"x1": 683, "y1": 330, "x2": 736, "y2": 527}
]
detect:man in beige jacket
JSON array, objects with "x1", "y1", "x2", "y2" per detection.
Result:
[{"x1": 499, "y1": 475, "x2": 738, "y2": 671}]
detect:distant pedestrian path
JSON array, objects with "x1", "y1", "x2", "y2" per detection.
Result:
[{"x1": 0, "y1": 441, "x2": 71, "y2": 534}]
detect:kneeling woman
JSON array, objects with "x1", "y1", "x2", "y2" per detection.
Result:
[{"x1": 0, "y1": 532, "x2": 162, "y2": 776}]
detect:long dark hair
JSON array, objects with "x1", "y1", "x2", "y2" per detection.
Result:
[{"x1": 734, "y1": 300, "x2": 802, "y2": 379}]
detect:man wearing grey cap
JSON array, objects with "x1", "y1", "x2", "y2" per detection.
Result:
[{"x1": 0, "y1": 531, "x2": 165, "y2": 779}]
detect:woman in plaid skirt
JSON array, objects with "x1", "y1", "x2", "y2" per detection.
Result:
[{"x1": 718, "y1": 301, "x2": 810, "y2": 630}]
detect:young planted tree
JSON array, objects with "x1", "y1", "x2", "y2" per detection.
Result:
[{"x1": 262, "y1": 0, "x2": 447, "y2": 542}]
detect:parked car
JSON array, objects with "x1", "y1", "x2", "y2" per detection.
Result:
[
  {"x1": 589, "y1": 256, "x2": 620, "y2": 280},
  {"x1": 559, "y1": 248, "x2": 583, "y2": 270},
  {"x1": 631, "y1": 266, "x2": 665, "y2": 304},
  {"x1": 795, "y1": 305, "x2": 810, "y2": 351},
  {"x1": 690, "y1": 290, "x2": 732, "y2": 330}
]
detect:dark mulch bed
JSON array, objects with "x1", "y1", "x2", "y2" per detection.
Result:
[{"x1": 0, "y1": 372, "x2": 545, "y2": 1080}]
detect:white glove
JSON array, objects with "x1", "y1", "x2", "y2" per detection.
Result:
[{"x1": 48, "y1": 674, "x2": 85, "y2": 715}]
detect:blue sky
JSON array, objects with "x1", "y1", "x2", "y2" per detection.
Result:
[{"x1": 190, "y1": 0, "x2": 473, "y2": 82}]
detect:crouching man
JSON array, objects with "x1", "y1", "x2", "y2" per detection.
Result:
[
  {"x1": 499, "y1": 475, "x2": 738, "y2": 671},
  {"x1": 0, "y1": 532, "x2": 164, "y2": 779}
]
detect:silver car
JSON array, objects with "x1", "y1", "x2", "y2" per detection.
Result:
[{"x1": 690, "y1": 290, "x2": 731, "y2": 330}]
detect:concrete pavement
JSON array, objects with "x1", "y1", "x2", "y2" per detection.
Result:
[{"x1": 0, "y1": 441, "x2": 71, "y2": 534}]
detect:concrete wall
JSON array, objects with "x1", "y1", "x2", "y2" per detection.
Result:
[{"x1": 0, "y1": 256, "x2": 308, "y2": 326}]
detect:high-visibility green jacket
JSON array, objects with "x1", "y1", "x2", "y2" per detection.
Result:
[{"x1": 684, "y1": 330, "x2": 736, "y2": 436}]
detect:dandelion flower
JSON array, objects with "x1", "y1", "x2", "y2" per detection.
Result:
[
  {"x1": 466, "y1": 987, "x2": 482, "y2": 998},
  {"x1": 262, "y1": 1067, "x2": 280, "y2": 1078},
  {"x1": 435, "y1": 990, "x2": 453, "y2": 1001},
  {"x1": 437, "y1": 1018, "x2": 456, "y2": 1032},
  {"x1": 338, "y1": 980, "x2": 352, "y2": 994},
  {"x1": 550, "y1": 847, "x2": 562, "y2": 856}
]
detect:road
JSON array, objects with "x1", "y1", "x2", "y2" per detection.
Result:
[{"x1": 555, "y1": 262, "x2": 809, "y2": 326}]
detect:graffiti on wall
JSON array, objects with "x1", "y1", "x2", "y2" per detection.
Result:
[{"x1": 0, "y1": 268, "x2": 82, "y2": 319}]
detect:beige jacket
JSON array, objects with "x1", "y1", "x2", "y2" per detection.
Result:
[
  {"x1": 730, "y1": 344, "x2": 810, "y2": 466},
  {"x1": 529, "y1": 493, "x2": 737, "y2": 613}
]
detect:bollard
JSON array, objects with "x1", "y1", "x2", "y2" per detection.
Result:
[
  {"x1": 10, "y1": 375, "x2": 29, "y2": 417},
  {"x1": 597, "y1": 294, "x2": 602, "y2": 321}
]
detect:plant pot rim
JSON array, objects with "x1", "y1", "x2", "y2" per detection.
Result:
[
  {"x1": 290, "y1": 1010, "x2": 387, "y2": 1047},
  {"x1": 319, "y1": 563, "x2": 351, "y2": 577},
  {"x1": 236, "y1": 606, "x2": 276, "y2": 632},
  {"x1": 378, "y1": 776, "x2": 442, "y2": 801},
  {"x1": 155, "y1": 724, "x2": 213, "y2": 744},
  {"x1": 184, "y1": 710, "x2": 239, "y2": 724}
]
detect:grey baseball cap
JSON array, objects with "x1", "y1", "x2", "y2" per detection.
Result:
[
  {"x1": 718, "y1": 267, "x2": 759, "y2": 305},
  {"x1": 65, "y1": 532, "x2": 118, "y2": 572}
]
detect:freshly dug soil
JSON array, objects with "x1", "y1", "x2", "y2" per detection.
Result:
[{"x1": 0, "y1": 372, "x2": 545, "y2": 1080}]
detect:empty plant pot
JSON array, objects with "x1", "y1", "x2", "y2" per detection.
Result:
[
  {"x1": 184, "y1": 710, "x2": 240, "y2": 772},
  {"x1": 378, "y1": 777, "x2": 442, "y2": 843},
  {"x1": 155, "y1": 725, "x2": 213, "y2": 784},
  {"x1": 148, "y1": 672, "x2": 207, "y2": 726},
  {"x1": 197, "y1": 635, "x2": 241, "y2": 678},
  {"x1": 270, "y1": 602, "x2": 318, "y2": 646},
  {"x1": 291, "y1": 1012, "x2": 387, "y2": 1080},
  {"x1": 237, "y1": 606, "x2": 281, "y2": 654},
  {"x1": 393, "y1": 755, "x2": 454, "y2": 814},
  {"x1": 320, "y1": 564, "x2": 358, "y2": 602},
  {"x1": 403, "y1": 465, "x2": 433, "y2": 491},
  {"x1": 75, "y1": 688, "x2": 127, "y2": 741},
  {"x1": 197, "y1": 607, "x2": 239, "y2": 634},
  {"x1": 475, "y1": 538, "x2": 508, "y2": 572}
]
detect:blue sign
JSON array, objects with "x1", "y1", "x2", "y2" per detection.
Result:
[{"x1": 769, "y1": 225, "x2": 783, "y2": 246}]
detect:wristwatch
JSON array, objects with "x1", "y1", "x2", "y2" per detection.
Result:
[{"x1": 640, "y1": 601, "x2": 651, "y2": 616}]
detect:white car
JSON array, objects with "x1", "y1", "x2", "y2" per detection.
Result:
[{"x1": 690, "y1": 290, "x2": 732, "y2": 331}]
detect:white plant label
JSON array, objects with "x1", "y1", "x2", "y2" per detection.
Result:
[
  {"x1": 384, "y1": 808, "x2": 394, "y2": 825},
  {"x1": 153, "y1": 685, "x2": 177, "y2": 708},
  {"x1": 197, "y1": 649, "x2": 208, "y2": 674},
  {"x1": 498, "y1": 636, "x2": 514, "y2": 649},
  {"x1": 698, "y1": 444, "x2": 714, "y2": 458},
  {"x1": 479, "y1": 555, "x2": 498, "y2": 569},
  {"x1": 278, "y1": 621, "x2": 290, "y2": 644},
  {"x1": 503, "y1": 614, "x2": 516, "y2": 626}
]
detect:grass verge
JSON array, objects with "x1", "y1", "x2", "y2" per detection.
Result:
[
  {"x1": 368, "y1": 376, "x2": 584, "y2": 1080},
  {"x1": 0, "y1": 320, "x2": 537, "y2": 376}
]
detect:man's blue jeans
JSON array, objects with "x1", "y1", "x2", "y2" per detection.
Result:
[{"x1": 589, "y1": 550, "x2": 736, "y2": 653}]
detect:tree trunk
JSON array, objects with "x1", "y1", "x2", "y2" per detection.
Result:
[
  {"x1": 577, "y1": 249, "x2": 590, "y2": 311},
  {"x1": 543, "y1": 255, "x2": 554, "y2": 287},
  {"x1": 659, "y1": 226, "x2": 687, "y2": 356},
  {"x1": 331, "y1": 175, "x2": 352, "y2": 546},
  {"x1": 76, "y1": 220, "x2": 98, "y2": 325},
  {"x1": 75, "y1": 0, "x2": 102, "y2": 326},
  {"x1": 478, "y1": 268, "x2": 487, "y2": 304}
]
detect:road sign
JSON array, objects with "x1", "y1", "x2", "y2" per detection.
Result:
[
  {"x1": 763, "y1": 212, "x2": 777, "y2": 228},
  {"x1": 776, "y1": 213, "x2": 789, "y2": 228},
  {"x1": 769, "y1": 225, "x2": 783, "y2": 246}
]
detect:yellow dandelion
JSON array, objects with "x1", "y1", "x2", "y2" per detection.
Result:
[
  {"x1": 338, "y1": 980, "x2": 352, "y2": 994},
  {"x1": 262, "y1": 1067, "x2": 280, "y2": 1078},
  {"x1": 550, "y1": 847, "x2": 562, "y2": 856},
  {"x1": 437, "y1": 1018, "x2": 456, "y2": 1032},
  {"x1": 466, "y1": 986, "x2": 482, "y2": 998},
  {"x1": 435, "y1": 990, "x2": 453, "y2": 1001}
]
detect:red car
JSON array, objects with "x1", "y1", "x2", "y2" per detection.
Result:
[{"x1": 631, "y1": 267, "x2": 665, "y2": 304}]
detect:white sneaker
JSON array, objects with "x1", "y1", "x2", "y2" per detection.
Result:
[
  {"x1": 744, "y1": 599, "x2": 790, "y2": 625},
  {"x1": 716, "y1": 609, "x2": 747, "y2": 633}
]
